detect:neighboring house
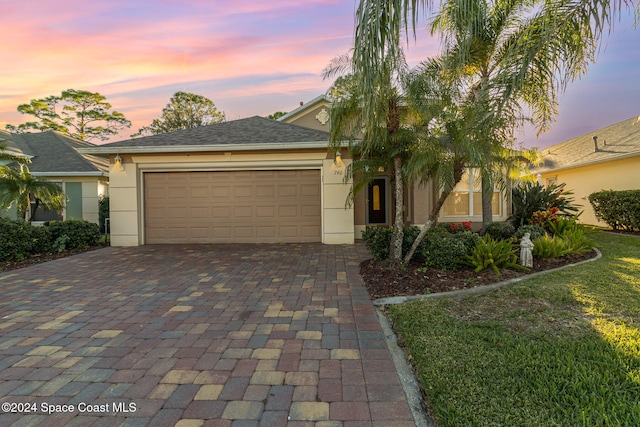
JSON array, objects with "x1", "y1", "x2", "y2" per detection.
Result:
[
  {"x1": 533, "y1": 115, "x2": 640, "y2": 226},
  {"x1": 81, "y1": 98, "x2": 510, "y2": 247},
  {"x1": 0, "y1": 130, "x2": 109, "y2": 224}
]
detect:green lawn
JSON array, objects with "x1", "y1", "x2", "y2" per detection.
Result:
[{"x1": 388, "y1": 232, "x2": 640, "y2": 427}]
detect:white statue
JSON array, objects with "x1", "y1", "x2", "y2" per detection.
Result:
[{"x1": 520, "y1": 232, "x2": 534, "y2": 268}]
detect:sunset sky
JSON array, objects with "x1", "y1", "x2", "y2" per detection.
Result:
[{"x1": 1, "y1": 1, "x2": 638, "y2": 148}]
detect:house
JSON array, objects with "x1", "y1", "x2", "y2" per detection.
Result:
[
  {"x1": 0, "y1": 130, "x2": 109, "y2": 224},
  {"x1": 533, "y1": 116, "x2": 640, "y2": 226},
  {"x1": 279, "y1": 96, "x2": 510, "y2": 237},
  {"x1": 80, "y1": 97, "x2": 511, "y2": 247}
]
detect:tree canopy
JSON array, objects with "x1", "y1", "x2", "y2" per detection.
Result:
[
  {"x1": 267, "y1": 111, "x2": 287, "y2": 120},
  {"x1": 6, "y1": 89, "x2": 131, "y2": 142},
  {"x1": 132, "y1": 91, "x2": 225, "y2": 137}
]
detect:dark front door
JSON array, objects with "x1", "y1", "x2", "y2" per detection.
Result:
[{"x1": 367, "y1": 178, "x2": 387, "y2": 224}]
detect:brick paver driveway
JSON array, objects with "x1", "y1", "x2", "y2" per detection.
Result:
[{"x1": 0, "y1": 244, "x2": 416, "y2": 426}]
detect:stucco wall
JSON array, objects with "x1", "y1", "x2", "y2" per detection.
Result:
[
  {"x1": 540, "y1": 155, "x2": 640, "y2": 226},
  {"x1": 108, "y1": 150, "x2": 355, "y2": 246}
]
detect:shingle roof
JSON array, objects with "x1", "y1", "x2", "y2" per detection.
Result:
[
  {"x1": 535, "y1": 116, "x2": 640, "y2": 173},
  {"x1": 101, "y1": 116, "x2": 330, "y2": 148},
  {"x1": 2, "y1": 131, "x2": 108, "y2": 174}
]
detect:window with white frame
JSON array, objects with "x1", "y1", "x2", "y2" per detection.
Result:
[{"x1": 442, "y1": 168, "x2": 501, "y2": 217}]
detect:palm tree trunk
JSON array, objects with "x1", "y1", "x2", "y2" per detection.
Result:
[
  {"x1": 482, "y1": 171, "x2": 493, "y2": 228},
  {"x1": 390, "y1": 155, "x2": 404, "y2": 263}
]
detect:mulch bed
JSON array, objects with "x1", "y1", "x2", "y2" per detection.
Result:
[
  {"x1": 360, "y1": 250, "x2": 598, "y2": 299},
  {"x1": 0, "y1": 243, "x2": 109, "y2": 273}
]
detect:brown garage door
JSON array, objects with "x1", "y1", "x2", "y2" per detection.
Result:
[{"x1": 144, "y1": 170, "x2": 321, "y2": 244}]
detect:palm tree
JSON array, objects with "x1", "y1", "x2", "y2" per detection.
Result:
[
  {"x1": 0, "y1": 163, "x2": 66, "y2": 222},
  {"x1": 324, "y1": 52, "x2": 415, "y2": 263},
  {"x1": 353, "y1": 0, "x2": 636, "y2": 227}
]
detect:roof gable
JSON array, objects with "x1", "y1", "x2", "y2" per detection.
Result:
[{"x1": 536, "y1": 116, "x2": 640, "y2": 172}]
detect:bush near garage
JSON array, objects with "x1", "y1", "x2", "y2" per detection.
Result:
[
  {"x1": 0, "y1": 218, "x2": 101, "y2": 262},
  {"x1": 0, "y1": 217, "x2": 47, "y2": 261},
  {"x1": 44, "y1": 220, "x2": 101, "y2": 251}
]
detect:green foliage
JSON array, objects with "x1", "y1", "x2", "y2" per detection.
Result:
[
  {"x1": 361, "y1": 227, "x2": 393, "y2": 261},
  {"x1": 514, "y1": 224, "x2": 546, "y2": 241},
  {"x1": 266, "y1": 111, "x2": 287, "y2": 120},
  {"x1": 99, "y1": 196, "x2": 109, "y2": 233},
  {"x1": 510, "y1": 182, "x2": 580, "y2": 227},
  {"x1": 44, "y1": 220, "x2": 101, "y2": 250},
  {"x1": 532, "y1": 234, "x2": 570, "y2": 258},
  {"x1": 532, "y1": 221, "x2": 593, "y2": 258},
  {"x1": 589, "y1": 190, "x2": 640, "y2": 232},
  {"x1": 482, "y1": 222, "x2": 515, "y2": 241},
  {"x1": 0, "y1": 218, "x2": 43, "y2": 261},
  {"x1": 465, "y1": 235, "x2": 526, "y2": 274},
  {"x1": 0, "y1": 163, "x2": 66, "y2": 222},
  {"x1": 6, "y1": 89, "x2": 131, "y2": 141},
  {"x1": 361, "y1": 226, "x2": 430, "y2": 262},
  {"x1": 423, "y1": 230, "x2": 478, "y2": 271},
  {"x1": 132, "y1": 91, "x2": 225, "y2": 137}
]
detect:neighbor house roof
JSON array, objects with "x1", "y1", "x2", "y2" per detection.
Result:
[
  {"x1": 2, "y1": 131, "x2": 108, "y2": 176},
  {"x1": 82, "y1": 116, "x2": 331, "y2": 155},
  {"x1": 534, "y1": 116, "x2": 640, "y2": 173}
]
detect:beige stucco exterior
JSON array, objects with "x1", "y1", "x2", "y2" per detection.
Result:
[
  {"x1": 540, "y1": 154, "x2": 640, "y2": 226},
  {"x1": 108, "y1": 150, "x2": 354, "y2": 246}
]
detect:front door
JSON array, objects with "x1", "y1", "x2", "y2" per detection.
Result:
[{"x1": 367, "y1": 178, "x2": 388, "y2": 224}]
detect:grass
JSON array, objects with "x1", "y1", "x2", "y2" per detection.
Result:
[{"x1": 387, "y1": 232, "x2": 640, "y2": 426}]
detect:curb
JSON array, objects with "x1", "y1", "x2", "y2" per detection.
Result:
[
  {"x1": 376, "y1": 309, "x2": 435, "y2": 427},
  {"x1": 373, "y1": 248, "x2": 602, "y2": 306}
]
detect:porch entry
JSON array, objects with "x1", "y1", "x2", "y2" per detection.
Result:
[{"x1": 366, "y1": 177, "x2": 389, "y2": 225}]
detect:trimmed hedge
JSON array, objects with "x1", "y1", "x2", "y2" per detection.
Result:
[
  {"x1": 589, "y1": 190, "x2": 640, "y2": 231},
  {"x1": 0, "y1": 218, "x2": 101, "y2": 262}
]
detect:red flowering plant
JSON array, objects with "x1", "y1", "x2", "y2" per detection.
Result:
[
  {"x1": 450, "y1": 221, "x2": 472, "y2": 233},
  {"x1": 530, "y1": 207, "x2": 560, "y2": 229}
]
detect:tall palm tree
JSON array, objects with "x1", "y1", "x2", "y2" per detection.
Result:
[
  {"x1": 324, "y1": 52, "x2": 415, "y2": 263},
  {"x1": 354, "y1": 0, "x2": 636, "y2": 227},
  {"x1": 0, "y1": 163, "x2": 66, "y2": 222}
]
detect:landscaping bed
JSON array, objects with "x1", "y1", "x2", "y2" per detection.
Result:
[
  {"x1": 360, "y1": 249, "x2": 598, "y2": 299},
  {"x1": 0, "y1": 243, "x2": 108, "y2": 272}
]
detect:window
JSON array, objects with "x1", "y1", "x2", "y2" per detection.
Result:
[{"x1": 442, "y1": 168, "x2": 501, "y2": 217}]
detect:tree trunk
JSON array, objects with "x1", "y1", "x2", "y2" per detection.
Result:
[
  {"x1": 481, "y1": 171, "x2": 493, "y2": 228},
  {"x1": 390, "y1": 155, "x2": 404, "y2": 263},
  {"x1": 402, "y1": 162, "x2": 465, "y2": 266}
]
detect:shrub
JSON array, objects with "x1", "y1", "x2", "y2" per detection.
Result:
[
  {"x1": 465, "y1": 235, "x2": 526, "y2": 274},
  {"x1": 562, "y1": 228, "x2": 593, "y2": 255},
  {"x1": 44, "y1": 220, "x2": 101, "y2": 251},
  {"x1": 482, "y1": 222, "x2": 515, "y2": 240},
  {"x1": 546, "y1": 217, "x2": 582, "y2": 237},
  {"x1": 423, "y1": 232, "x2": 472, "y2": 271},
  {"x1": 0, "y1": 218, "x2": 53, "y2": 261},
  {"x1": 514, "y1": 224, "x2": 546, "y2": 241},
  {"x1": 532, "y1": 234, "x2": 570, "y2": 258},
  {"x1": 589, "y1": 190, "x2": 640, "y2": 231},
  {"x1": 99, "y1": 196, "x2": 109, "y2": 233},
  {"x1": 510, "y1": 181, "x2": 580, "y2": 227},
  {"x1": 361, "y1": 226, "x2": 430, "y2": 262}
]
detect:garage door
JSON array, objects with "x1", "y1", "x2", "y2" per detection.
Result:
[{"x1": 144, "y1": 170, "x2": 321, "y2": 244}]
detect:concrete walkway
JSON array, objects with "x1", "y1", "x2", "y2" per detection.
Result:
[{"x1": 0, "y1": 243, "x2": 417, "y2": 426}]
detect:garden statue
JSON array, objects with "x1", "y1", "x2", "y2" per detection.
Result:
[{"x1": 520, "y1": 232, "x2": 534, "y2": 268}]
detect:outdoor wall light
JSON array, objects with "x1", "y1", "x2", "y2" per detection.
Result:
[
  {"x1": 333, "y1": 152, "x2": 345, "y2": 169},
  {"x1": 114, "y1": 154, "x2": 124, "y2": 171}
]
